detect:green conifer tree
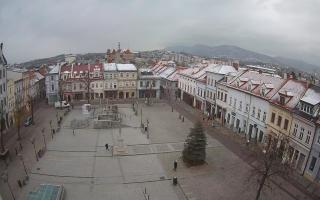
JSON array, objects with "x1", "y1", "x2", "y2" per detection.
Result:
[{"x1": 182, "y1": 121, "x2": 207, "y2": 165}]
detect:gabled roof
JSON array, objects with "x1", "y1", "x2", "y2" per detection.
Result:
[
  {"x1": 271, "y1": 79, "x2": 308, "y2": 109},
  {"x1": 300, "y1": 85, "x2": 320, "y2": 105},
  {"x1": 116, "y1": 64, "x2": 137, "y2": 71},
  {"x1": 103, "y1": 63, "x2": 117, "y2": 71},
  {"x1": 228, "y1": 70, "x2": 285, "y2": 99}
]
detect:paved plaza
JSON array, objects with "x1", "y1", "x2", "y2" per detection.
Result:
[{"x1": 1, "y1": 102, "x2": 315, "y2": 200}]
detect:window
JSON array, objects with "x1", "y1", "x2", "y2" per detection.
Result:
[
  {"x1": 262, "y1": 112, "x2": 266, "y2": 122},
  {"x1": 299, "y1": 127, "x2": 304, "y2": 140},
  {"x1": 306, "y1": 135, "x2": 310, "y2": 144},
  {"x1": 233, "y1": 99, "x2": 237, "y2": 108},
  {"x1": 257, "y1": 109, "x2": 261, "y2": 119},
  {"x1": 280, "y1": 96, "x2": 285, "y2": 105},
  {"x1": 51, "y1": 84, "x2": 54, "y2": 91},
  {"x1": 91, "y1": 83, "x2": 94, "y2": 88},
  {"x1": 239, "y1": 101, "x2": 242, "y2": 111},
  {"x1": 284, "y1": 119, "x2": 289, "y2": 130},
  {"x1": 126, "y1": 73, "x2": 129, "y2": 77},
  {"x1": 277, "y1": 116, "x2": 282, "y2": 126},
  {"x1": 51, "y1": 76, "x2": 53, "y2": 81},
  {"x1": 271, "y1": 112, "x2": 275, "y2": 123},
  {"x1": 293, "y1": 123, "x2": 298, "y2": 136},
  {"x1": 306, "y1": 130, "x2": 312, "y2": 144},
  {"x1": 120, "y1": 73, "x2": 123, "y2": 78},
  {"x1": 309, "y1": 157, "x2": 317, "y2": 171},
  {"x1": 224, "y1": 94, "x2": 227, "y2": 102},
  {"x1": 245, "y1": 104, "x2": 249, "y2": 113},
  {"x1": 218, "y1": 91, "x2": 220, "y2": 99},
  {"x1": 229, "y1": 97, "x2": 232, "y2": 105},
  {"x1": 252, "y1": 107, "x2": 255, "y2": 117}
]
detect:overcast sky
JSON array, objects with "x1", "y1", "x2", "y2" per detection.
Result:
[{"x1": 0, "y1": 0, "x2": 319, "y2": 65}]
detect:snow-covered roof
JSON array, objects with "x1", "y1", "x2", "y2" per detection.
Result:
[
  {"x1": 116, "y1": 64, "x2": 137, "y2": 71},
  {"x1": 300, "y1": 85, "x2": 320, "y2": 105},
  {"x1": 48, "y1": 65, "x2": 60, "y2": 74},
  {"x1": 103, "y1": 63, "x2": 117, "y2": 71},
  {"x1": 226, "y1": 70, "x2": 286, "y2": 99},
  {"x1": 206, "y1": 64, "x2": 237, "y2": 75},
  {"x1": 271, "y1": 79, "x2": 308, "y2": 109}
]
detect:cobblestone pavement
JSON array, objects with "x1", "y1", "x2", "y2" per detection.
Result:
[
  {"x1": 0, "y1": 101, "x2": 65, "y2": 200},
  {"x1": 5, "y1": 104, "x2": 186, "y2": 200},
  {"x1": 1, "y1": 101, "x2": 318, "y2": 200},
  {"x1": 170, "y1": 100, "x2": 319, "y2": 200}
]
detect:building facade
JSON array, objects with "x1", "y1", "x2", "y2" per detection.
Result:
[{"x1": 137, "y1": 69, "x2": 160, "y2": 99}]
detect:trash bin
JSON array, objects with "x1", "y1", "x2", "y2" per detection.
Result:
[{"x1": 173, "y1": 177, "x2": 178, "y2": 185}]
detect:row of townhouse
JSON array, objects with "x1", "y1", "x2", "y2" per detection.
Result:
[
  {"x1": 45, "y1": 62, "x2": 161, "y2": 104},
  {"x1": 6, "y1": 68, "x2": 45, "y2": 127},
  {"x1": 0, "y1": 43, "x2": 46, "y2": 129},
  {"x1": 178, "y1": 63, "x2": 238, "y2": 114},
  {"x1": 178, "y1": 65, "x2": 320, "y2": 182},
  {"x1": 149, "y1": 61, "x2": 186, "y2": 101}
]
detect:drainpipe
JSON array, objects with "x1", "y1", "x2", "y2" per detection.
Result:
[
  {"x1": 302, "y1": 124, "x2": 317, "y2": 176},
  {"x1": 245, "y1": 94, "x2": 252, "y2": 141}
]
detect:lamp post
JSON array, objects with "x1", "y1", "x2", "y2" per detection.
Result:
[
  {"x1": 1, "y1": 171, "x2": 16, "y2": 200},
  {"x1": 42, "y1": 128, "x2": 46, "y2": 149},
  {"x1": 30, "y1": 138, "x2": 38, "y2": 161},
  {"x1": 140, "y1": 108, "x2": 143, "y2": 127},
  {"x1": 18, "y1": 154, "x2": 28, "y2": 177}
]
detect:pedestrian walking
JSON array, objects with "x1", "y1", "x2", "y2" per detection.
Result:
[
  {"x1": 174, "y1": 160, "x2": 177, "y2": 171},
  {"x1": 105, "y1": 143, "x2": 109, "y2": 151},
  {"x1": 182, "y1": 116, "x2": 184, "y2": 122},
  {"x1": 72, "y1": 129, "x2": 75, "y2": 135}
]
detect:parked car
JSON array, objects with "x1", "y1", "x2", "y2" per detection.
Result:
[
  {"x1": 55, "y1": 101, "x2": 70, "y2": 109},
  {"x1": 24, "y1": 116, "x2": 33, "y2": 127}
]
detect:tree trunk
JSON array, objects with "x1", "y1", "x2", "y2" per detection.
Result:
[{"x1": 255, "y1": 173, "x2": 267, "y2": 200}]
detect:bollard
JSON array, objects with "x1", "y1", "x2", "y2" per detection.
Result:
[
  {"x1": 174, "y1": 160, "x2": 177, "y2": 171},
  {"x1": 173, "y1": 177, "x2": 178, "y2": 185},
  {"x1": 17, "y1": 180, "x2": 22, "y2": 188}
]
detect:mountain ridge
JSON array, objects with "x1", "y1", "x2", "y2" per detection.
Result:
[{"x1": 166, "y1": 44, "x2": 319, "y2": 72}]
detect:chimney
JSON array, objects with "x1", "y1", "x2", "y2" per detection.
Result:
[{"x1": 283, "y1": 73, "x2": 287, "y2": 79}]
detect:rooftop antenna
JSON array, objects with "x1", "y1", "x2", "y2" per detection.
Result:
[{"x1": 118, "y1": 42, "x2": 121, "y2": 51}]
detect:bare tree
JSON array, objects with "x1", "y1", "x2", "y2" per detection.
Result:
[
  {"x1": 80, "y1": 72, "x2": 94, "y2": 104},
  {"x1": 14, "y1": 97, "x2": 24, "y2": 140},
  {"x1": 248, "y1": 136, "x2": 293, "y2": 200}
]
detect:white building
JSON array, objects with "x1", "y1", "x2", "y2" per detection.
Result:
[
  {"x1": 137, "y1": 68, "x2": 161, "y2": 99},
  {"x1": 178, "y1": 64, "x2": 237, "y2": 113},
  {"x1": 45, "y1": 64, "x2": 60, "y2": 105},
  {"x1": 103, "y1": 63, "x2": 118, "y2": 99},
  {"x1": 216, "y1": 70, "x2": 285, "y2": 143},
  {"x1": 290, "y1": 85, "x2": 320, "y2": 177}
]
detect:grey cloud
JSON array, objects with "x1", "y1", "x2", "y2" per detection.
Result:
[{"x1": 0, "y1": 0, "x2": 319, "y2": 66}]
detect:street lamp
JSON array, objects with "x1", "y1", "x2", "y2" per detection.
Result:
[
  {"x1": 30, "y1": 138, "x2": 38, "y2": 161},
  {"x1": 41, "y1": 128, "x2": 47, "y2": 149},
  {"x1": 18, "y1": 154, "x2": 28, "y2": 177},
  {"x1": 1, "y1": 171, "x2": 16, "y2": 200}
]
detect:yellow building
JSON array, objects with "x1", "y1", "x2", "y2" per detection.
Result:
[
  {"x1": 6, "y1": 79, "x2": 15, "y2": 127},
  {"x1": 266, "y1": 79, "x2": 308, "y2": 149}
]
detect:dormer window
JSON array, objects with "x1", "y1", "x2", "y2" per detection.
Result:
[
  {"x1": 248, "y1": 83, "x2": 252, "y2": 91},
  {"x1": 300, "y1": 102, "x2": 312, "y2": 114},
  {"x1": 261, "y1": 88, "x2": 266, "y2": 96},
  {"x1": 280, "y1": 96, "x2": 285, "y2": 105}
]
